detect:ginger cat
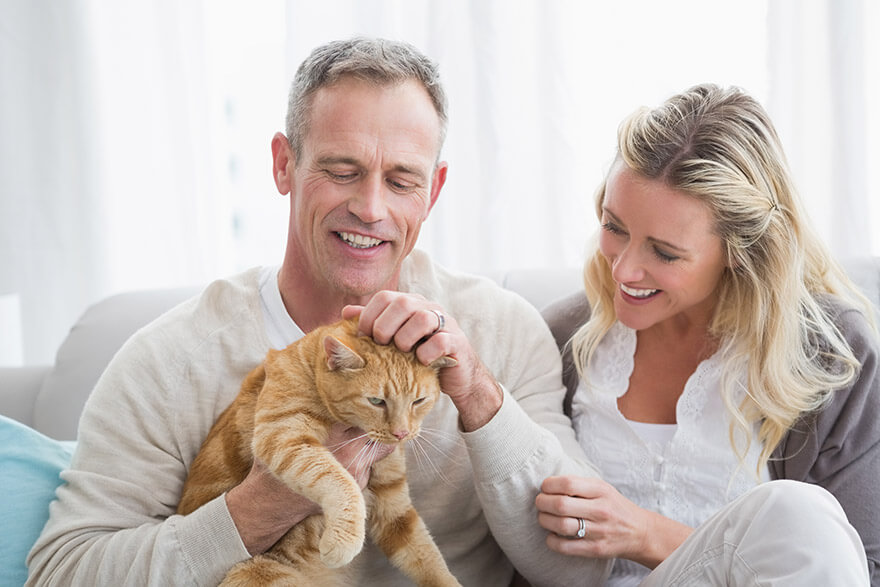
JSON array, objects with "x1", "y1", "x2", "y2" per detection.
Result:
[{"x1": 177, "y1": 317, "x2": 461, "y2": 586}]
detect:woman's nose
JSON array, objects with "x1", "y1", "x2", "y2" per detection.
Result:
[{"x1": 610, "y1": 245, "x2": 646, "y2": 284}]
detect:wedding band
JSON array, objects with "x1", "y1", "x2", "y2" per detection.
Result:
[
  {"x1": 576, "y1": 517, "x2": 586, "y2": 539},
  {"x1": 430, "y1": 309, "x2": 445, "y2": 334}
]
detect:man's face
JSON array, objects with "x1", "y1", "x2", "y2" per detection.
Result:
[{"x1": 279, "y1": 77, "x2": 446, "y2": 300}]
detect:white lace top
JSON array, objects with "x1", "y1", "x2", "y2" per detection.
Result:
[{"x1": 571, "y1": 321, "x2": 770, "y2": 585}]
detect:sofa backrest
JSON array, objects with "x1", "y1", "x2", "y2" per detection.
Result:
[
  {"x1": 33, "y1": 287, "x2": 203, "y2": 440},
  {"x1": 25, "y1": 269, "x2": 583, "y2": 440},
  {"x1": 13, "y1": 258, "x2": 880, "y2": 440}
]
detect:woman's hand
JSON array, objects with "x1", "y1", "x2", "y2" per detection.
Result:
[{"x1": 536, "y1": 475, "x2": 693, "y2": 569}]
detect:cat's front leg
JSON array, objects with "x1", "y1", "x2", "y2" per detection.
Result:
[
  {"x1": 252, "y1": 413, "x2": 366, "y2": 569},
  {"x1": 368, "y1": 452, "x2": 462, "y2": 587}
]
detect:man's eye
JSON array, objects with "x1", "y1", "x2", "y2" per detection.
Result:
[
  {"x1": 327, "y1": 171, "x2": 357, "y2": 182},
  {"x1": 388, "y1": 179, "x2": 415, "y2": 192}
]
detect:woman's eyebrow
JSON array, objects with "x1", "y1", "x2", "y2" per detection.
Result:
[{"x1": 603, "y1": 207, "x2": 688, "y2": 254}]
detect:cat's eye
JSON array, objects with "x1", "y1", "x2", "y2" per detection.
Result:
[
  {"x1": 412, "y1": 397, "x2": 426, "y2": 406},
  {"x1": 368, "y1": 397, "x2": 386, "y2": 406}
]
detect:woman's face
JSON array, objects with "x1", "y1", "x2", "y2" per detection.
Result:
[{"x1": 598, "y1": 161, "x2": 728, "y2": 334}]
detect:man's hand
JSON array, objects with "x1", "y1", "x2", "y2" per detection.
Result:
[
  {"x1": 342, "y1": 291, "x2": 503, "y2": 431},
  {"x1": 224, "y1": 423, "x2": 395, "y2": 555}
]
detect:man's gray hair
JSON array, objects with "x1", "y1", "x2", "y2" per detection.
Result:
[{"x1": 285, "y1": 37, "x2": 448, "y2": 161}]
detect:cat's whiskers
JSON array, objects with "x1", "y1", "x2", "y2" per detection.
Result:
[
  {"x1": 417, "y1": 425, "x2": 462, "y2": 444},
  {"x1": 326, "y1": 432, "x2": 380, "y2": 481},
  {"x1": 407, "y1": 435, "x2": 453, "y2": 485},
  {"x1": 349, "y1": 437, "x2": 382, "y2": 482},
  {"x1": 415, "y1": 427, "x2": 465, "y2": 461},
  {"x1": 327, "y1": 431, "x2": 371, "y2": 454}
]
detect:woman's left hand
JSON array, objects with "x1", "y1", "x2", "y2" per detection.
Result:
[{"x1": 536, "y1": 475, "x2": 692, "y2": 569}]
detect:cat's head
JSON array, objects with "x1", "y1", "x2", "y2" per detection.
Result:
[{"x1": 316, "y1": 318, "x2": 456, "y2": 445}]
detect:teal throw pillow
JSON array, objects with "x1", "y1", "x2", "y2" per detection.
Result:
[{"x1": 0, "y1": 415, "x2": 75, "y2": 586}]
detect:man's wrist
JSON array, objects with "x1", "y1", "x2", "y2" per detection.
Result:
[
  {"x1": 224, "y1": 466, "x2": 318, "y2": 555},
  {"x1": 456, "y1": 375, "x2": 504, "y2": 432}
]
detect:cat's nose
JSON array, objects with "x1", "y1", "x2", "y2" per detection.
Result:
[{"x1": 392, "y1": 429, "x2": 409, "y2": 440}]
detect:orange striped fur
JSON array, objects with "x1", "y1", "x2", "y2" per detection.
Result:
[{"x1": 177, "y1": 317, "x2": 461, "y2": 586}]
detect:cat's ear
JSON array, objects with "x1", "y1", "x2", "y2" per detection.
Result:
[
  {"x1": 429, "y1": 356, "x2": 458, "y2": 370},
  {"x1": 324, "y1": 336, "x2": 366, "y2": 371}
]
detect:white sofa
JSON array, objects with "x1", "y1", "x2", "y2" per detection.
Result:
[{"x1": 2, "y1": 259, "x2": 879, "y2": 442}]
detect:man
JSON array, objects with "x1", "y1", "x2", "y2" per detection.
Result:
[{"x1": 27, "y1": 37, "x2": 609, "y2": 586}]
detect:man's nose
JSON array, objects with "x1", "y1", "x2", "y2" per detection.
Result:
[{"x1": 348, "y1": 175, "x2": 387, "y2": 223}]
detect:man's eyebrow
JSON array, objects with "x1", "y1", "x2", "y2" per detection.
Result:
[
  {"x1": 316, "y1": 155, "x2": 360, "y2": 167},
  {"x1": 603, "y1": 207, "x2": 689, "y2": 254},
  {"x1": 316, "y1": 155, "x2": 428, "y2": 181},
  {"x1": 390, "y1": 163, "x2": 428, "y2": 181}
]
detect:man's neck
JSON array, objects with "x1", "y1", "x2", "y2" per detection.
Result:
[{"x1": 275, "y1": 265, "x2": 393, "y2": 333}]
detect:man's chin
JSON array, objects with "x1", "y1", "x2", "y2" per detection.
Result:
[{"x1": 330, "y1": 272, "x2": 396, "y2": 299}]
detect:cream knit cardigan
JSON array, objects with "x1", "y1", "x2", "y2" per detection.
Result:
[{"x1": 28, "y1": 250, "x2": 610, "y2": 587}]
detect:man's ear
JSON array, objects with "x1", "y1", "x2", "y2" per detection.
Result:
[
  {"x1": 426, "y1": 161, "x2": 448, "y2": 215},
  {"x1": 271, "y1": 132, "x2": 295, "y2": 195}
]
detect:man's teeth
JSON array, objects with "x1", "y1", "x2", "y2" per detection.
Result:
[
  {"x1": 338, "y1": 232, "x2": 383, "y2": 249},
  {"x1": 620, "y1": 284, "x2": 659, "y2": 298}
]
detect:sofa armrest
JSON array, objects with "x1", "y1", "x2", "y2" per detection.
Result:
[{"x1": 0, "y1": 366, "x2": 51, "y2": 428}]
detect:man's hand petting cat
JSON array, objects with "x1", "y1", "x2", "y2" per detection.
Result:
[{"x1": 342, "y1": 291, "x2": 503, "y2": 432}]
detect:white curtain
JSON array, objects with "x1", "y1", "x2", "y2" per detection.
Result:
[
  {"x1": 2, "y1": 0, "x2": 876, "y2": 365},
  {"x1": 281, "y1": 0, "x2": 774, "y2": 273},
  {"x1": 2, "y1": 1, "x2": 105, "y2": 367},
  {"x1": 767, "y1": 0, "x2": 876, "y2": 260},
  {"x1": 2, "y1": 0, "x2": 240, "y2": 365}
]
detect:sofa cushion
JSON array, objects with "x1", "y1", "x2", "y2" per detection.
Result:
[
  {"x1": 33, "y1": 286, "x2": 200, "y2": 440},
  {"x1": 0, "y1": 415, "x2": 75, "y2": 585}
]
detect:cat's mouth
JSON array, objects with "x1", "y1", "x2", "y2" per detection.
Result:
[
  {"x1": 368, "y1": 437, "x2": 403, "y2": 445},
  {"x1": 337, "y1": 231, "x2": 385, "y2": 249}
]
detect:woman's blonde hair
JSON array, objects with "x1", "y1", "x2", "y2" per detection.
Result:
[{"x1": 571, "y1": 83, "x2": 874, "y2": 470}]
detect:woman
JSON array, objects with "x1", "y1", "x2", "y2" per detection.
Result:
[{"x1": 539, "y1": 84, "x2": 878, "y2": 585}]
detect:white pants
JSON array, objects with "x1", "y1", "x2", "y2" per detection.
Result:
[{"x1": 639, "y1": 480, "x2": 869, "y2": 586}]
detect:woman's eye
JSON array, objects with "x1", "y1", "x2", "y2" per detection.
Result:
[
  {"x1": 368, "y1": 397, "x2": 385, "y2": 406},
  {"x1": 601, "y1": 221, "x2": 624, "y2": 235},
  {"x1": 653, "y1": 248, "x2": 679, "y2": 263}
]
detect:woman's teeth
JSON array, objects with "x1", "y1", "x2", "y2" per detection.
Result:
[
  {"x1": 620, "y1": 284, "x2": 659, "y2": 298},
  {"x1": 338, "y1": 232, "x2": 382, "y2": 249}
]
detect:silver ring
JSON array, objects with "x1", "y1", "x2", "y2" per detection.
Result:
[
  {"x1": 576, "y1": 517, "x2": 586, "y2": 539},
  {"x1": 430, "y1": 309, "x2": 445, "y2": 334}
]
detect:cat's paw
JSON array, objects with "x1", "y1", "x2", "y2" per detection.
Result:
[
  {"x1": 319, "y1": 530, "x2": 365, "y2": 568},
  {"x1": 318, "y1": 492, "x2": 367, "y2": 569}
]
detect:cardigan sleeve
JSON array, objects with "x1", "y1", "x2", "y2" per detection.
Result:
[
  {"x1": 541, "y1": 291, "x2": 592, "y2": 417},
  {"x1": 770, "y1": 305, "x2": 880, "y2": 584}
]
